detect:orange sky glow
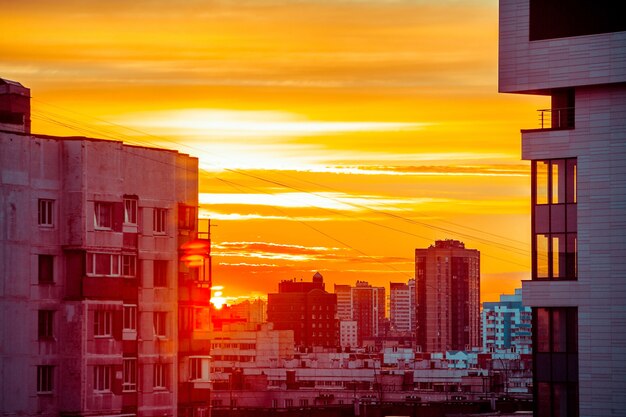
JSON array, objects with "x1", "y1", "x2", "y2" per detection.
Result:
[{"x1": 1, "y1": 0, "x2": 549, "y2": 304}]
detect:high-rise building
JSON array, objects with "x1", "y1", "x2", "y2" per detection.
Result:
[
  {"x1": 351, "y1": 281, "x2": 386, "y2": 345},
  {"x1": 334, "y1": 283, "x2": 352, "y2": 321},
  {"x1": 482, "y1": 289, "x2": 532, "y2": 354},
  {"x1": 499, "y1": 1, "x2": 626, "y2": 415},
  {"x1": 0, "y1": 79, "x2": 208, "y2": 417},
  {"x1": 415, "y1": 239, "x2": 480, "y2": 352},
  {"x1": 389, "y1": 279, "x2": 416, "y2": 333},
  {"x1": 267, "y1": 272, "x2": 338, "y2": 348}
]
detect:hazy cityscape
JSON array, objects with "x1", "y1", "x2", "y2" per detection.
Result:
[{"x1": 2, "y1": 1, "x2": 626, "y2": 417}]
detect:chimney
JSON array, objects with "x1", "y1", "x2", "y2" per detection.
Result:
[{"x1": 0, "y1": 78, "x2": 31, "y2": 134}]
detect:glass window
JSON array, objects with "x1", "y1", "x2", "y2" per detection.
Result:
[
  {"x1": 86, "y1": 253, "x2": 136, "y2": 277},
  {"x1": 154, "y1": 363, "x2": 168, "y2": 389},
  {"x1": 37, "y1": 366, "x2": 54, "y2": 394},
  {"x1": 154, "y1": 260, "x2": 168, "y2": 287},
  {"x1": 94, "y1": 202, "x2": 113, "y2": 229},
  {"x1": 38, "y1": 310, "x2": 54, "y2": 340},
  {"x1": 154, "y1": 208, "x2": 167, "y2": 234},
  {"x1": 38, "y1": 199, "x2": 54, "y2": 227},
  {"x1": 124, "y1": 198, "x2": 138, "y2": 225},
  {"x1": 123, "y1": 305, "x2": 137, "y2": 331},
  {"x1": 94, "y1": 310, "x2": 113, "y2": 337},
  {"x1": 178, "y1": 204, "x2": 196, "y2": 230},
  {"x1": 38, "y1": 255, "x2": 54, "y2": 284},
  {"x1": 154, "y1": 312, "x2": 167, "y2": 338},
  {"x1": 93, "y1": 365, "x2": 112, "y2": 392},
  {"x1": 123, "y1": 358, "x2": 137, "y2": 392}
]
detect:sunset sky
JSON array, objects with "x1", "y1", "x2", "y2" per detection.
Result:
[{"x1": 1, "y1": 0, "x2": 548, "y2": 304}]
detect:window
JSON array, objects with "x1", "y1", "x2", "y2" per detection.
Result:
[
  {"x1": 94, "y1": 202, "x2": 113, "y2": 229},
  {"x1": 532, "y1": 159, "x2": 577, "y2": 280},
  {"x1": 124, "y1": 197, "x2": 138, "y2": 225},
  {"x1": 94, "y1": 310, "x2": 113, "y2": 337},
  {"x1": 154, "y1": 363, "x2": 168, "y2": 389},
  {"x1": 154, "y1": 260, "x2": 168, "y2": 287},
  {"x1": 189, "y1": 357, "x2": 211, "y2": 381},
  {"x1": 178, "y1": 204, "x2": 196, "y2": 230},
  {"x1": 37, "y1": 365, "x2": 54, "y2": 394},
  {"x1": 153, "y1": 208, "x2": 167, "y2": 234},
  {"x1": 38, "y1": 255, "x2": 54, "y2": 284},
  {"x1": 285, "y1": 399, "x2": 293, "y2": 408},
  {"x1": 154, "y1": 312, "x2": 167, "y2": 338},
  {"x1": 93, "y1": 365, "x2": 112, "y2": 392},
  {"x1": 86, "y1": 253, "x2": 136, "y2": 277},
  {"x1": 38, "y1": 310, "x2": 54, "y2": 340},
  {"x1": 123, "y1": 304, "x2": 137, "y2": 331},
  {"x1": 123, "y1": 358, "x2": 137, "y2": 392},
  {"x1": 299, "y1": 399, "x2": 309, "y2": 407},
  {"x1": 534, "y1": 307, "x2": 578, "y2": 417},
  {"x1": 38, "y1": 199, "x2": 54, "y2": 227}
]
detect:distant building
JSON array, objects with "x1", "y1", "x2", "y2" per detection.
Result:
[
  {"x1": 339, "y1": 320, "x2": 358, "y2": 348},
  {"x1": 230, "y1": 298, "x2": 267, "y2": 324},
  {"x1": 351, "y1": 281, "x2": 386, "y2": 345},
  {"x1": 0, "y1": 79, "x2": 207, "y2": 417},
  {"x1": 499, "y1": 0, "x2": 626, "y2": 414},
  {"x1": 389, "y1": 279, "x2": 416, "y2": 333},
  {"x1": 415, "y1": 239, "x2": 480, "y2": 352},
  {"x1": 482, "y1": 289, "x2": 532, "y2": 354},
  {"x1": 334, "y1": 284, "x2": 352, "y2": 321},
  {"x1": 267, "y1": 272, "x2": 339, "y2": 348}
]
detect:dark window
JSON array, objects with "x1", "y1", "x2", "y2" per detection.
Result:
[
  {"x1": 532, "y1": 159, "x2": 577, "y2": 280},
  {"x1": 178, "y1": 204, "x2": 196, "y2": 230},
  {"x1": 38, "y1": 255, "x2": 54, "y2": 284},
  {"x1": 38, "y1": 310, "x2": 54, "y2": 339},
  {"x1": 37, "y1": 366, "x2": 54, "y2": 393},
  {"x1": 154, "y1": 260, "x2": 168, "y2": 287},
  {"x1": 94, "y1": 202, "x2": 113, "y2": 229},
  {"x1": 124, "y1": 197, "x2": 138, "y2": 225},
  {"x1": 529, "y1": 0, "x2": 626, "y2": 41},
  {"x1": 93, "y1": 365, "x2": 112, "y2": 392},
  {"x1": 154, "y1": 208, "x2": 167, "y2": 233},
  {"x1": 533, "y1": 307, "x2": 578, "y2": 417},
  {"x1": 154, "y1": 312, "x2": 167, "y2": 337}
]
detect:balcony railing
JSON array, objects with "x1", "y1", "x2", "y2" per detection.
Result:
[{"x1": 537, "y1": 107, "x2": 575, "y2": 130}]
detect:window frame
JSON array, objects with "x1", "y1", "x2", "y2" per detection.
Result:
[
  {"x1": 178, "y1": 204, "x2": 196, "y2": 230},
  {"x1": 532, "y1": 158, "x2": 577, "y2": 280},
  {"x1": 123, "y1": 304, "x2": 137, "y2": 331},
  {"x1": 124, "y1": 197, "x2": 138, "y2": 225},
  {"x1": 38, "y1": 310, "x2": 54, "y2": 340},
  {"x1": 93, "y1": 365, "x2": 112, "y2": 392},
  {"x1": 153, "y1": 363, "x2": 169, "y2": 390},
  {"x1": 94, "y1": 201, "x2": 113, "y2": 230},
  {"x1": 122, "y1": 358, "x2": 137, "y2": 392},
  {"x1": 153, "y1": 311, "x2": 167, "y2": 338},
  {"x1": 37, "y1": 365, "x2": 54, "y2": 394},
  {"x1": 86, "y1": 252, "x2": 137, "y2": 278},
  {"x1": 153, "y1": 208, "x2": 167, "y2": 234},
  {"x1": 94, "y1": 310, "x2": 113, "y2": 338},
  {"x1": 38, "y1": 199, "x2": 54, "y2": 227}
]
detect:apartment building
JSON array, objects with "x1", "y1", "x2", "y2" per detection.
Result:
[
  {"x1": 0, "y1": 78, "x2": 210, "y2": 417},
  {"x1": 389, "y1": 279, "x2": 416, "y2": 334},
  {"x1": 499, "y1": 1, "x2": 626, "y2": 415}
]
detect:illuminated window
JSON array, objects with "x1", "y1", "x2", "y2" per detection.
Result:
[
  {"x1": 93, "y1": 365, "x2": 112, "y2": 392},
  {"x1": 532, "y1": 159, "x2": 577, "y2": 280},
  {"x1": 38, "y1": 199, "x2": 54, "y2": 227},
  {"x1": 154, "y1": 208, "x2": 167, "y2": 234},
  {"x1": 178, "y1": 204, "x2": 196, "y2": 230},
  {"x1": 94, "y1": 310, "x2": 113, "y2": 337},
  {"x1": 37, "y1": 366, "x2": 54, "y2": 394},
  {"x1": 94, "y1": 202, "x2": 113, "y2": 229},
  {"x1": 123, "y1": 358, "x2": 137, "y2": 392}
]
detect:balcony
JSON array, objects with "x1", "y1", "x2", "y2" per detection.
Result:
[{"x1": 524, "y1": 107, "x2": 575, "y2": 132}]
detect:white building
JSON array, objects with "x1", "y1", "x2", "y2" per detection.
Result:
[
  {"x1": 339, "y1": 320, "x2": 358, "y2": 349},
  {"x1": 482, "y1": 289, "x2": 532, "y2": 354},
  {"x1": 389, "y1": 279, "x2": 415, "y2": 333},
  {"x1": 499, "y1": 1, "x2": 626, "y2": 415}
]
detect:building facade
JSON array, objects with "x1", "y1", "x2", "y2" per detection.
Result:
[
  {"x1": 0, "y1": 78, "x2": 210, "y2": 417},
  {"x1": 415, "y1": 240, "x2": 480, "y2": 352},
  {"x1": 499, "y1": 1, "x2": 626, "y2": 415},
  {"x1": 267, "y1": 272, "x2": 339, "y2": 348},
  {"x1": 389, "y1": 279, "x2": 416, "y2": 334},
  {"x1": 482, "y1": 289, "x2": 532, "y2": 355},
  {"x1": 351, "y1": 281, "x2": 386, "y2": 345}
]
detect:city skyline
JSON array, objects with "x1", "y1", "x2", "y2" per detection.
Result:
[{"x1": 1, "y1": 0, "x2": 545, "y2": 302}]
